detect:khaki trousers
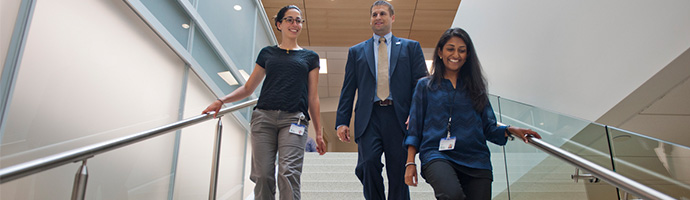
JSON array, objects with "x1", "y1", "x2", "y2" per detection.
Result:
[{"x1": 250, "y1": 109, "x2": 308, "y2": 200}]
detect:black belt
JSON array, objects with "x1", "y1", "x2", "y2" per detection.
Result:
[{"x1": 374, "y1": 99, "x2": 393, "y2": 106}]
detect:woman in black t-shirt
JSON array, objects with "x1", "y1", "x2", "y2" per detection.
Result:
[{"x1": 202, "y1": 5, "x2": 326, "y2": 200}]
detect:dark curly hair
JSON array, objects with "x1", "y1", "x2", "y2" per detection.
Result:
[{"x1": 273, "y1": 5, "x2": 301, "y2": 32}]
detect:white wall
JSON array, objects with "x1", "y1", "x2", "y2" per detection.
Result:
[
  {"x1": 453, "y1": 0, "x2": 690, "y2": 121},
  {"x1": 1, "y1": 0, "x2": 249, "y2": 199}
]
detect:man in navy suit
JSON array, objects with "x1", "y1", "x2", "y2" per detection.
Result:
[{"x1": 335, "y1": 1, "x2": 428, "y2": 199}]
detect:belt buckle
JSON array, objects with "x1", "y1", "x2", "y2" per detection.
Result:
[{"x1": 378, "y1": 100, "x2": 392, "y2": 106}]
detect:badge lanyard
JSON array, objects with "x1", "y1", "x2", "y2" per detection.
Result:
[
  {"x1": 446, "y1": 88, "x2": 458, "y2": 139},
  {"x1": 439, "y1": 85, "x2": 458, "y2": 151}
]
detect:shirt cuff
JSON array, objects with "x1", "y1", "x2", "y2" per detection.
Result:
[
  {"x1": 495, "y1": 125, "x2": 509, "y2": 145},
  {"x1": 403, "y1": 135, "x2": 421, "y2": 151}
]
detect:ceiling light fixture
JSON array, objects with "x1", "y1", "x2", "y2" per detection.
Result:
[
  {"x1": 233, "y1": 5, "x2": 242, "y2": 11},
  {"x1": 319, "y1": 58, "x2": 328, "y2": 74},
  {"x1": 218, "y1": 71, "x2": 239, "y2": 86}
]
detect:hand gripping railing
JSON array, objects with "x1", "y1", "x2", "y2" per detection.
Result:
[
  {"x1": 524, "y1": 136, "x2": 676, "y2": 200},
  {"x1": 0, "y1": 99, "x2": 257, "y2": 200}
]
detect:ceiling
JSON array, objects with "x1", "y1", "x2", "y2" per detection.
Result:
[{"x1": 261, "y1": 0, "x2": 462, "y2": 48}]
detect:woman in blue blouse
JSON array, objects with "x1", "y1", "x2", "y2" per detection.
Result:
[{"x1": 403, "y1": 27, "x2": 541, "y2": 200}]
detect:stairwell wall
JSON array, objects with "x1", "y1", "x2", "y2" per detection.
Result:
[
  {"x1": 0, "y1": 0, "x2": 249, "y2": 199},
  {"x1": 452, "y1": 0, "x2": 690, "y2": 122}
]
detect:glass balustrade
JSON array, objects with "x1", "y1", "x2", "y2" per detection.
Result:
[
  {"x1": 1, "y1": 0, "x2": 273, "y2": 199},
  {"x1": 490, "y1": 95, "x2": 688, "y2": 199},
  {"x1": 608, "y1": 127, "x2": 690, "y2": 199}
]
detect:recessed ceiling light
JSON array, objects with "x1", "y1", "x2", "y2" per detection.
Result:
[
  {"x1": 238, "y1": 69, "x2": 250, "y2": 81},
  {"x1": 233, "y1": 5, "x2": 242, "y2": 11},
  {"x1": 319, "y1": 59, "x2": 328, "y2": 74},
  {"x1": 218, "y1": 71, "x2": 239, "y2": 86}
]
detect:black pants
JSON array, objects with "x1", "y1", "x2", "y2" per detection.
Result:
[{"x1": 422, "y1": 159, "x2": 492, "y2": 200}]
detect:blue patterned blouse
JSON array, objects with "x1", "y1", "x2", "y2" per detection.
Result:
[{"x1": 404, "y1": 77, "x2": 508, "y2": 171}]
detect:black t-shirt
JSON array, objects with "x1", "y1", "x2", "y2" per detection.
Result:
[{"x1": 255, "y1": 45, "x2": 320, "y2": 120}]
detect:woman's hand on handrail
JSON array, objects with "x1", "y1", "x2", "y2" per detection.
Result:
[
  {"x1": 202, "y1": 99, "x2": 224, "y2": 118},
  {"x1": 508, "y1": 126, "x2": 542, "y2": 143}
]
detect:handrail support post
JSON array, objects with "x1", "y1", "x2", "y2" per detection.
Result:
[
  {"x1": 208, "y1": 117, "x2": 223, "y2": 200},
  {"x1": 71, "y1": 159, "x2": 89, "y2": 200},
  {"x1": 572, "y1": 167, "x2": 600, "y2": 183}
]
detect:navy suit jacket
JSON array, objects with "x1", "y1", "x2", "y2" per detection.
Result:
[{"x1": 336, "y1": 35, "x2": 428, "y2": 139}]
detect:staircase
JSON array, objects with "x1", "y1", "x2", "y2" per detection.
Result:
[{"x1": 301, "y1": 152, "x2": 436, "y2": 200}]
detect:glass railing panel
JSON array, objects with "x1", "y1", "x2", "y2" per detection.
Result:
[
  {"x1": 495, "y1": 96, "x2": 619, "y2": 199},
  {"x1": 173, "y1": 118, "x2": 250, "y2": 200},
  {"x1": 488, "y1": 144, "x2": 509, "y2": 198},
  {"x1": 608, "y1": 127, "x2": 690, "y2": 199},
  {"x1": 0, "y1": 133, "x2": 178, "y2": 200},
  {"x1": 487, "y1": 95, "x2": 510, "y2": 198},
  {"x1": 497, "y1": 97, "x2": 613, "y2": 168},
  {"x1": 0, "y1": 1, "x2": 192, "y2": 199},
  {"x1": 494, "y1": 151, "x2": 591, "y2": 199}
]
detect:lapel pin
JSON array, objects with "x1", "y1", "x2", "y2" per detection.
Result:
[{"x1": 396, "y1": 41, "x2": 401, "y2": 45}]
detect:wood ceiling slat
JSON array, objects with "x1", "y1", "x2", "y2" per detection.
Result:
[
  {"x1": 306, "y1": 9, "x2": 371, "y2": 29},
  {"x1": 304, "y1": 0, "x2": 417, "y2": 10},
  {"x1": 409, "y1": 30, "x2": 444, "y2": 48},
  {"x1": 391, "y1": 9, "x2": 414, "y2": 30},
  {"x1": 308, "y1": 29, "x2": 372, "y2": 46},
  {"x1": 262, "y1": 0, "x2": 461, "y2": 48},
  {"x1": 414, "y1": 0, "x2": 461, "y2": 10},
  {"x1": 410, "y1": 10, "x2": 456, "y2": 30},
  {"x1": 261, "y1": 0, "x2": 304, "y2": 8}
]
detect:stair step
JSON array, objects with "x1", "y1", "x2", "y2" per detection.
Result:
[
  {"x1": 301, "y1": 191, "x2": 437, "y2": 200},
  {"x1": 301, "y1": 180, "x2": 434, "y2": 191},
  {"x1": 299, "y1": 152, "x2": 437, "y2": 200}
]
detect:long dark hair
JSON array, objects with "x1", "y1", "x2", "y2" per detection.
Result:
[
  {"x1": 428, "y1": 27, "x2": 488, "y2": 112},
  {"x1": 273, "y1": 5, "x2": 301, "y2": 32}
]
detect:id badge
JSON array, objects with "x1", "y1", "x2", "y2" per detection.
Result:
[
  {"x1": 439, "y1": 136, "x2": 456, "y2": 151},
  {"x1": 289, "y1": 123, "x2": 306, "y2": 135}
]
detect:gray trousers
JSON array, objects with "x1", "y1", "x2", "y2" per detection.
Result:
[{"x1": 250, "y1": 109, "x2": 308, "y2": 200}]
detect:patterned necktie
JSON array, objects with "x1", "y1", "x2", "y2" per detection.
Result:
[{"x1": 377, "y1": 37, "x2": 389, "y2": 100}]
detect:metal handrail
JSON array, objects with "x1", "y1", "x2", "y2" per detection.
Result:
[
  {"x1": 525, "y1": 136, "x2": 676, "y2": 200},
  {"x1": 1, "y1": 97, "x2": 677, "y2": 200},
  {"x1": 0, "y1": 99, "x2": 257, "y2": 184}
]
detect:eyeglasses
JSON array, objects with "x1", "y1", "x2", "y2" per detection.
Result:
[{"x1": 282, "y1": 17, "x2": 305, "y2": 24}]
